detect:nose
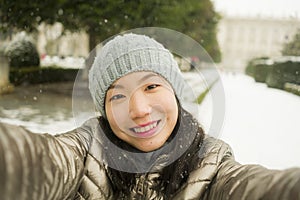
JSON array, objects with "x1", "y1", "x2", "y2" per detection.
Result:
[{"x1": 129, "y1": 91, "x2": 151, "y2": 119}]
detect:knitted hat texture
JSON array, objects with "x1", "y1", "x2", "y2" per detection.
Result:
[{"x1": 88, "y1": 33, "x2": 185, "y2": 117}]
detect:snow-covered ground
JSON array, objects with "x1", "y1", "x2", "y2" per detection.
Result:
[
  {"x1": 182, "y1": 71, "x2": 300, "y2": 170},
  {"x1": 220, "y1": 73, "x2": 300, "y2": 170},
  {"x1": 1, "y1": 72, "x2": 299, "y2": 170},
  {"x1": 40, "y1": 55, "x2": 85, "y2": 69}
]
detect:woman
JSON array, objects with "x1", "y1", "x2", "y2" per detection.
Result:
[{"x1": 1, "y1": 33, "x2": 300, "y2": 199}]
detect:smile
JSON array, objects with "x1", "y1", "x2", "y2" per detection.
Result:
[{"x1": 129, "y1": 120, "x2": 161, "y2": 135}]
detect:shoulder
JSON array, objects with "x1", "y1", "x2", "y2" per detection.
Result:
[
  {"x1": 198, "y1": 135, "x2": 234, "y2": 164},
  {"x1": 54, "y1": 117, "x2": 101, "y2": 152},
  {"x1": 186, "y1": 135, "x2": 236, "y2": 185},
  {"x1": 173, "y1": 136, "x2": 236, "y2": 199},
  {"x1": 77, "y1": 117, "x2": 101, "y2": 134}
]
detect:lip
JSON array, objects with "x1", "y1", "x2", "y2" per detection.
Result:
[{"x1": 129, "y1": 120, "x2": 161, "y2": 138}]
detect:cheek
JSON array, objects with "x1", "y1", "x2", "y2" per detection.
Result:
[
  {"x1": 106, "y1": 102, "x2": 129, "y2": 128},
  {"x1": 157, "y1": 93, "x2": 178, "y2": 111},
  {"x1": 151, "y1": 94, "x2": 178, "y2": 122}
]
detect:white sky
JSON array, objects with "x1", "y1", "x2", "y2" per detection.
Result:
[{"x1": 212, "y1": 0, "x2": 300, "y2": 18}]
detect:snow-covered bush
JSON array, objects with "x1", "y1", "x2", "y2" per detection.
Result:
[{"x1": 5, "y1": 37, "x2": 40, "y2": 68}]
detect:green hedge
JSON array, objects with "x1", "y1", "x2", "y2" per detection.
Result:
[
  {"x1": 10, "y1": 66, "x2": 79, "y2": 85},
  {"x1": 253, "y1": 64, "x2": 272, "y2": 83},
  {"x1": 245, "y1": 58, "x2": 300, "y2": 95},
  {"x1": 245, "y1": 62, "x2": 255, "y2": 77},
  {"x1": 266, "y1": 61, "x2": 300, "y2": 89},
  {"x1": 284, "y1": 82, "x2": 300, "y2": 96},
  {"x1": 245, "y1": 57, "x2": 270, "y2": 77}
]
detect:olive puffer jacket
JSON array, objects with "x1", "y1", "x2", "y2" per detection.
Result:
[{"x1": 1, "y1": 111, "x2": 300, "y2": 199}]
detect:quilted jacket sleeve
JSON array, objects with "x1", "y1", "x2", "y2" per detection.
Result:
[
  {"x1": 205, "y1": 155, "x2": 300, "y2": 199},
  {"x1": 0, "y1": 122, "x2": 92, "y2": 200}
]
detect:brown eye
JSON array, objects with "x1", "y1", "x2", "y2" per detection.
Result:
[{"x1": 146, "y1": 84, "x2": 159, "y2": 91}]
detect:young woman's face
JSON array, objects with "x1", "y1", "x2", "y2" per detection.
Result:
[{"x1": 105, "y1": 71, "x2": 178, "y2": 152}]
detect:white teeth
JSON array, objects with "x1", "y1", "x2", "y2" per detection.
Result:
[{"x1": 133, "y1": 121, "x2": 158, "y2": 133}]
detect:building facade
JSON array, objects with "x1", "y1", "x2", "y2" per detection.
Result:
[
  {"x1": 217, "y1": 16, "x2": 300, "y2": 71},
  {"x1": 37, "y1": 22, "x2": 89, "y2": 58}
]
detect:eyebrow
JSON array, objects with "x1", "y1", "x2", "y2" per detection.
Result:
[
  {"x1": 108, "y1": 84, "x2": 124, "y2": 90},
  {"x1": 107, "y1": 73, "x2": 158, "y2": 91}
]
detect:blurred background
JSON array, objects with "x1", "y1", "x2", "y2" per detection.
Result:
[{"x1": 0, "y1": 0, "x2": 299, "y2": 169}]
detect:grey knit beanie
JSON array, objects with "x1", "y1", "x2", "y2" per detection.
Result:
[{"x1": 88, "y1": 33, "x2": 185, "y2": 118}]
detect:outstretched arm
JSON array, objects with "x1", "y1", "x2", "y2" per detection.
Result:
[
  {"x1": 206, "y1": 157, "x2": 300, "y2": 199},
  {"x1": 0, "y1": 122, "x2": 91, "y2": 200}
]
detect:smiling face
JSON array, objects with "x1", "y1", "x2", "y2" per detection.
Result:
[{"x1": 105, "y1": 71, "x2": 179, "y2": 152}]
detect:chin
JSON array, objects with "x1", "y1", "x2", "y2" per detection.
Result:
[{"x1": 135, "y1": 140, "x2": 165, "y2": 152}]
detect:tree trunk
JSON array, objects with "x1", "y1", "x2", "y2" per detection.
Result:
[{"x1": 0, "y1": 55, "x2": 14, "y2": 94}]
